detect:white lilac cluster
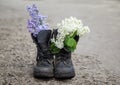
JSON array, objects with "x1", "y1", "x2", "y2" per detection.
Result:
[{"x1": 51, "y1": 17, "x2": 90, "y2": 49}]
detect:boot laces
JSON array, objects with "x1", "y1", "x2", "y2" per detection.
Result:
[
  {"x1": 36, "y1": 50, "x2": 53, "y2": 64},
  {"x1": 56, "y1": 53, "x2": 70, "y2": 65}
]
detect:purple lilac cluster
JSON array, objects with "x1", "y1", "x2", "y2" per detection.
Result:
[{"x1": 27, "y1": 4, "x2": 49, "y2": 37}]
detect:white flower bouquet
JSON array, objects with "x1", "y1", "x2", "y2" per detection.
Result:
[{"x1": 50, "y1": 17, "x2": 90, "y2": 54}]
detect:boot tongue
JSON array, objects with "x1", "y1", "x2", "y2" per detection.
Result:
[
  {"x1": 39, "y1": 43, "x2": 49, "y2": 51},
  {"x1": 37, "y1": 30, "x2": 51, "y2": 51}
]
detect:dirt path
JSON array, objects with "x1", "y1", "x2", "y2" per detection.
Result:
[{"x1": 0, "y1": 0, "x2": 120, "y2": 85}]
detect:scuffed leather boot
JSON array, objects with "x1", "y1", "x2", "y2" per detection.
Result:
[
  {"x1": 52, "y1": 29, "x2": 79, "y2": 79},
  {"x1": 54, "y1": 35, "x2": 79, "y2": 78},
  {"x1": 31, "y1": 30, "x2": 54, "y2": 78},
  {"x1": 54, "y1": 49, "x2": 75, "y2": 79}
]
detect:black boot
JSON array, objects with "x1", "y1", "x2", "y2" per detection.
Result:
[
  {"x1": 54, "y1": 49, "x2": 75, "y2": 79},
  {"x1": 53, "y1": 30, "x2": 79, "y2": 79},
  {"x1": 31, "y1": 30, "x2": 54, "y2": 78}
]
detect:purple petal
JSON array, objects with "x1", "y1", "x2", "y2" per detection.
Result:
[{"x1": 26, "y1": 4, "x2": 49, "y2": 36}]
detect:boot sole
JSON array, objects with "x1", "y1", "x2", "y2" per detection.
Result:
[
  {"x1": 34, "y1": 71, "x2": 54, "y2": 78},
  {"x1": 54, "y1": 71, "x2": 75, "y2": 79}
]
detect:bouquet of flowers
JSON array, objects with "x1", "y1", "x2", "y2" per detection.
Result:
[
  {"x1": 50, "y1": 17, "x2": 90, "y2": 54},
  {"x1": 26, "y1": 4, "x2": 90, "y2": 54},
  {"x1": 27, "y1": 4, "x2": 49, "y2": 37}
]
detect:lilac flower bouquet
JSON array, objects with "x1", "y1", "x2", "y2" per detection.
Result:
[
  {"x1": 26, "y1": 4, "x2": 90, "y2": 54},
  {"x1": 50, "y1": 17, "x2": 90, "y2": 53},
  {"x1": 27, "y1": 4, "x2": 49, "y2": 37}
]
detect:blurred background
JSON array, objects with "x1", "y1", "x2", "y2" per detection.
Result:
[{"x1": 0, "y1": 0, "x2": 120, "y2": 84}]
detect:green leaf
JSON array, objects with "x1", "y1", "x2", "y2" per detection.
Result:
[
  {"x1": 50, "y1": 42, "x2": 60, "y2": 54},
  {"x1": 69, "y1": 31, "x2": 77, "y2": 38},
  {"x1": 64, "y1": 37, "x2": 77, "y2": 52}
]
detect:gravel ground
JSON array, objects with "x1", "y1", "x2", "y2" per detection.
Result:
[{"x1": 0, "y1": 0, "x2": 120, "y2": 85}]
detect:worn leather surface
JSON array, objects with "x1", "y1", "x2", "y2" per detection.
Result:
[{"x1": 31, "y1": 30, "x2": 54, "y2": 78}]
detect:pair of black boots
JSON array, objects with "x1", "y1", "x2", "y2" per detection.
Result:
[{"x1": 31, "y1": 30, "x2": 79, "y2": 79}]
